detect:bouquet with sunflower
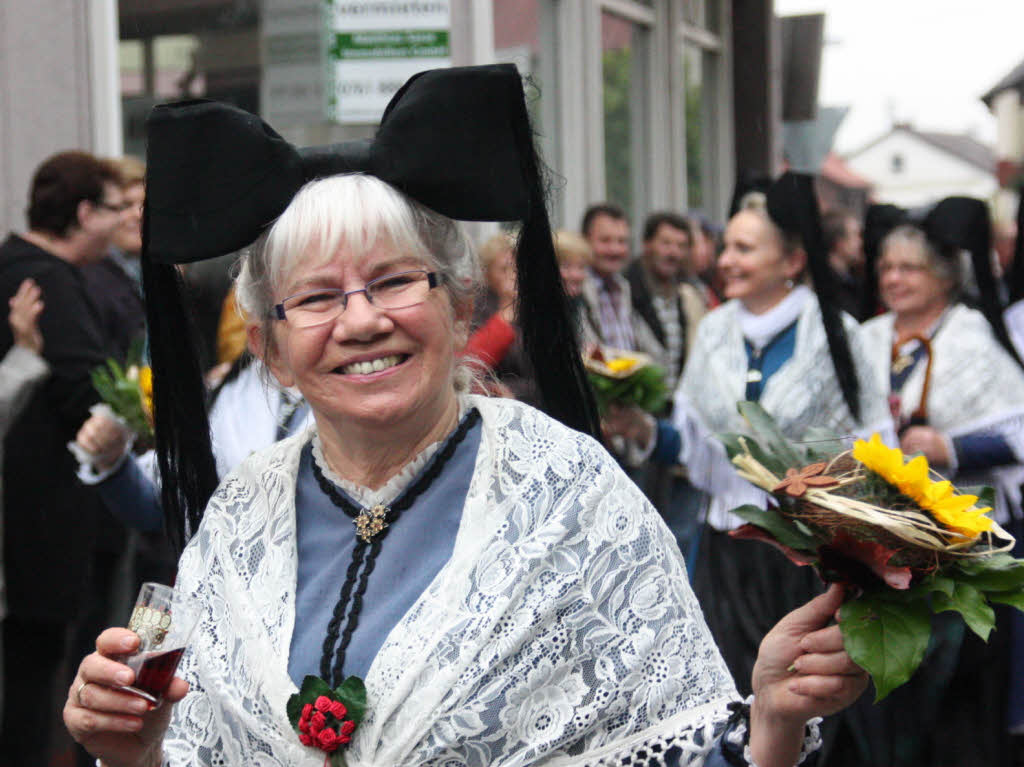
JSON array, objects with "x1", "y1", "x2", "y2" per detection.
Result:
[
  {"x1": 721, "y1": 402, "x2": 1023, "y2": 701},
  {"x1": 583, "y1": 346, "x2": 667, "y2": 415},
  {"x1": 91, "y1": 357, "x2": 155, "y2": 452}
]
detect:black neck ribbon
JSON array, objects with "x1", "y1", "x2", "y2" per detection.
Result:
[{"x1": 310, "y1": 408, "x2": 480, "y2": 688}]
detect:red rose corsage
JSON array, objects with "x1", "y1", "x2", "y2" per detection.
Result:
[{"x1": 287, "y1": 675, "x2": 366, "y2": 767}]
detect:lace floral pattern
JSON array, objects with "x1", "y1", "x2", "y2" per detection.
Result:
[{"x1": 164, "y1": 397, "x2": 755, "y2": 766}]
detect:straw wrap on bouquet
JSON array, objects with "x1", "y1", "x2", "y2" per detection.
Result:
[{"x1": 721, "y1": 402, "x2": 1024, "y2": 700}]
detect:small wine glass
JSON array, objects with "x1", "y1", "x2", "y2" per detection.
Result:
[{"x1": 115, "y1": 582, "x2": 200, "y2": 705}]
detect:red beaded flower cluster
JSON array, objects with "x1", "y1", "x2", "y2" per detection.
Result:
[{"x1": 297, "y1": 695, "x2": 358, "y2": 753}]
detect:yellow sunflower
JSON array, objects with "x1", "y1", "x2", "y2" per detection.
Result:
[
  {"x1": 605, "y1": 355, "x2": 643, "y2": 375},
  {"x1": 138, "y1": 366, "x2": 154, "y2": 419},
  {"x1": 852, "y1": 433, "x2": 993, "y2": 539}
]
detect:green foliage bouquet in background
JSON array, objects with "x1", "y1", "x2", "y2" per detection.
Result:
[
  {"x1": 720, "y1": 402, "x2": 1023, "y2": 701},
  {"x1": 584, "y1": 346, "x2": 667, "y2": 415},
  {"x1": 91, "y1": 357, "x2": 154, "y2": 452}
]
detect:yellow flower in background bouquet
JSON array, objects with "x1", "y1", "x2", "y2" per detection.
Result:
[
  {"x1": 721, "y1": 402, "x2": 1023, "y2": 701},
  {"x1": 91, "y1": 357, "x2": 155, "y2": 452},
  {"x1": 583, "y1": 346, "x2": 667, "y2": 415}
]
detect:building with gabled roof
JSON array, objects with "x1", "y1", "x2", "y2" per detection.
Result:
[{"x1": 844, "y1": 123, "x2": 996, "y2": 207}]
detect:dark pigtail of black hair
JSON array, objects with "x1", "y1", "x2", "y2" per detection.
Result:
[
  {"x1": 803, "y1": 225, "x2": 863, "y2": 423},
  {"x1": 1009, "y1": 188, "x2": 1024, "y2": 305},
  {"x1": 508, "y1": 78, "x2": 600, "y2": 440},
  {"x1": 924, "y1": 197, "x2": 1023, "y2": 368},
  {"x1": 770, "y1": 174, "x2": 862, "y2": 423},
  {"x1": 140, "y1": 212, "x2": 220, "y2": 554}
]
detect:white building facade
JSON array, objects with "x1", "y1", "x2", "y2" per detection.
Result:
[{"x1": 845, "y1": 125, "x2": 996, "y2": 209}]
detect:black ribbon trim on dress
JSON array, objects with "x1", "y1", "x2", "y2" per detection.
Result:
[{"x1": 312, "y1": 407, "x2": 480, "y2": 687}]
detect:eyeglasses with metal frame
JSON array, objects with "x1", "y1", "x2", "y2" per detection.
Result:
[{"x1": 273, "y1": 269, "x2": 444, "y2": 328}]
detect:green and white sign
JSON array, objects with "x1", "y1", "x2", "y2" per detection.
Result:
[{"x1": 328, "y1": 0, "x2": 451, "y2": 123}]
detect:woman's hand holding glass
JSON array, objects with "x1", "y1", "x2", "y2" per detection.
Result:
[
  {"x1": 64, "y1": 628, "x2": 188, "y2": 767},
  {"x1": 749, "y1": 584, "x2": 868, "y2": 767}
]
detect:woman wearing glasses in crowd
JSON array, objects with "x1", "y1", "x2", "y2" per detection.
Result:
[
  {"x1": 607, "y1": 175, "x2": 892, "y2": 700},
  {"x1": 64, "y1": 67, "x2": 865, "y2": 767},
  {"x1": 855, "y1": 198, "x2": 1024, "y2": 767}
]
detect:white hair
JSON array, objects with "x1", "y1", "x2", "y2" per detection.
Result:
[
  {"x1": 236, "y1": 173, "x2": 479, "y2": 322},
  {"x1": 235, "y1": 174, "x2": 483, "y2": 392}
]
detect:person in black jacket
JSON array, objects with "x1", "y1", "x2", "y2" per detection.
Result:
[{"x1": 0, "y1": 151, "x2": 127, "y2": 765}]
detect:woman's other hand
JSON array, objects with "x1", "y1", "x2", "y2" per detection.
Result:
[
  {"x1": 64, "y1": 628, "x2": 188, "y2": 767},
  {"x1": 76, "y1": 410, "x2": 132, "y2": 472},
  {"x1": 9, "y1": 278, "x2": 44, "y2": 354},
  {"x1": 749, "y1": 584, "x2": 868, "y2": 767},
  {"x1": 900, "y1": 425, "x2": 952, "y2": 467},
  {"x1": 601, "y1": 403, "x2": 654, "y2": 447}
]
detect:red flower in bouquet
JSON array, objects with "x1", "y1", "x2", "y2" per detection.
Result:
[{"x1": 287, "y1": 675, "x2": 367, "y2": 767}]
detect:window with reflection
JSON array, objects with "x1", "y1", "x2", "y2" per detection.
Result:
[
  {"x1": 602, "y1": 10, "x2": 648, "y2": 218},
  {"x1": 681, "y1": 0, "x2": 725, "y2": 216},
  {"x1": 493, "y1": 0, "x2": 549, "y2": 133},
  {"x1": 118, "y1": 1, "x2": 259, "y2": 156},
  {"x1": 683, "y1": 43, "x2": 705, "y2": 209}
]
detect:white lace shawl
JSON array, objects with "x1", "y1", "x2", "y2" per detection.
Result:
[
  {"x1": 163, "y1": 396, "x2": 751, "y2": 766},
  {"x1": 676, "y1": 298, "x2": 894, "y2": 530},
  {"x1": 861, "y1": 304, "x2": 1024, "y2": 520}
]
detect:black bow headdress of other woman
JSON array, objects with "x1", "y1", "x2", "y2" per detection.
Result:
[
  {"x1": 1008, "y1": 186, "x2": 1024, "y2": 306},
  {"x1": 860, "y1": 202, "x2": 908, "y2": 320},
  {"x1": 141, "y1": 64, "x2": 599, "y2": 552},
  {"x1": 863, "y1": 197, "x2": 1022, "y2": 367},
  {"x1": 920, "y1": 197, "x2": 1020, "y2": 364},
  {"x1": 730, "y1": 171, "x2": 862, "y2": 423}
]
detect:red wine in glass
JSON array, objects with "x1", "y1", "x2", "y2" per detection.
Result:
[{"x1": 121, "y1": 647, "x2": 185, "y2": 703}]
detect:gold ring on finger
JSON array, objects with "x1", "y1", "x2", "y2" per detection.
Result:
[{"x1": 75, "y1": 680, "x2": 90, "y2": 707}]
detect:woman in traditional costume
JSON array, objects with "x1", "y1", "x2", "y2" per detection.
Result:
[
  {"x1": 851, "y1": 197, "x2": 1024, "y2": 766},
  {"x1": 861, "y1": 198, "x2": 1024, "y2": 520},
  {"x1": 64, "y1": 66, "x2": 865, "y2": 767},
  {"x1": 613, "y1": 175, "x2": 892, "y2": 695}
]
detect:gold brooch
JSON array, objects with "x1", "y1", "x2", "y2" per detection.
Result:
[
  {"x1": 891, "y1": 354, "x2": 914, "y2": 375},
  {"x1": 354, "y1": 504, "x2": 390, "y2": 542}
]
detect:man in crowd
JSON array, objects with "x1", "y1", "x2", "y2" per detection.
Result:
[
  {"x1": 625, "y1": 212, "x2": 707, "y2": 391},
  {"x1": 687, "y1": 214, "x2": 723, "y2": 308},
  {"x1": 823, "y1": 208, "x2": 866, "y2": 320},
  {"x1": 578, "y1": 203, "x2": 662, "y2": 360},
  {"x1": 0, "y1": 151, "x2": 127, "y2": 764}
]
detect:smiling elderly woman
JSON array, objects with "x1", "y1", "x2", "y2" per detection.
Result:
[{"x1": 64, "y1": 67, "x2": 865, "y2": 767}]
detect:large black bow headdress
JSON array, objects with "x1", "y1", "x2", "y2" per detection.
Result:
[
  {"x1": 729, "y1": 171, "x2": 862, "y2": 422},
  {"x1": 141, "y1": 64, "x2": 599, "y2": 551},
  {"x1": 860, "y1": 203, "x2": 909, "y2": 319},
  {"x1": 145, "y1": 65, "x2": 537, "y2": 262},
  {"x1": 922, "y1": 197, "x2": 1018, "y2": 362},
  {"x1": 862, "y1": 197, "x2": 1019, "y2": 363}
]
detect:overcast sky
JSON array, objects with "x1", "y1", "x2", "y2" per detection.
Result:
[{"x1": 774, "y1": 0, "x2": 1024, "y2": 154}]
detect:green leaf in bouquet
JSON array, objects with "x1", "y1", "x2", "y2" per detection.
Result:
[
  {"x1": 988, "y1": 590, "x2": 1024, "y2": 611},
  {"x1": 287, "y1": 674, "x2": 335, "y2": 730},
  {"x1": 840, "y1": 594, "x2": 931, "y2": 702},
  {"x1": 917, "y1": 574, "x2": 955, "y2": 598},
  {"x1": 952, "y1": 555, "x2": 1024, "y2": 592},
  {"x1": 958, "y1": 484, "x2": 996, "y2": 510},
  {"x1": 736, "y1": 401, "x2": 803, "y2": 471},
  {"x1": 719, "y1": 431, "x2": 751, "y2": 462},
  {"x1": 799, "y1": 426, "x2": 846, "y2": 462},
  {"x1": 729, "y1": 504, "x2": 819, "y2": 552},
  {"x1": 335, "y1": 676, "x2": 367, "y2": 724},
  {"x1": 930, "y1": 581, "x2": 995, "y2": 641},
  {"x1": 743, "y1": 434, "x2": 792, "y2": 477}
]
